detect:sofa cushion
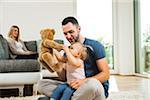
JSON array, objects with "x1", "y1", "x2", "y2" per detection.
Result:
[
  {"x1": 0, "y1": 34, "x2": 10, "y2": 59},
  {"x1": 0, "y1": 59, "x2": 41, "y2": 73},
  {"x1": 24, "y1": 41, "x2": 37, "y2": 52},
  {"x1": 0, "y1": 39, "x2": 5, "y2": 59}
]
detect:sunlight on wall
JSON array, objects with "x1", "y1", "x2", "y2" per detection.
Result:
[
  {"x1": 77, "y1": 0, "x2": 114, "y2": 69},
  {"x1": 0, "y1": 0, "x2": 76, "y2": 41},
  {"x1": 77, "y1": 0, "x2": 112, "y2": 44}
]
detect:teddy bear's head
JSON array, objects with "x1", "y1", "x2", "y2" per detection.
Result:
[{"x1": 40, "y1": 28, "x2": 55, "y2": 40}]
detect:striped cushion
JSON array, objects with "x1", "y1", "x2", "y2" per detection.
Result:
[{"x1": 0, "y1": 59, "x2": 41, "y2": 72}]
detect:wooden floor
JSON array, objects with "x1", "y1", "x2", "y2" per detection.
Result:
[
  {"x1": 0, "y1": 74, "x2": 150, "y2": 99},
  {"x1": 109, "y1": 75, "x2": 150, "y2": 99}
]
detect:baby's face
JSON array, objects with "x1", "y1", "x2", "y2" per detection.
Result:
[{"x1": 69, "y1": 42, "x2": 82, "y2": 57}]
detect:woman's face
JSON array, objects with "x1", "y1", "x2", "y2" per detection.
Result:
[{"x1": 11, "y1": 28, "x2": 19, "y2": 38}]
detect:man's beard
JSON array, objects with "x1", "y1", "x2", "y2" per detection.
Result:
[
  {"x1": 71, "y1": 34, "x2": 79, "y2": 44},
  {"x1": 68, "y1": 34, "x2": 80, "y2": 44}
]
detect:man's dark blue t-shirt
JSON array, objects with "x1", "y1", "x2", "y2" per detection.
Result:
[{"x1": 83, "y1": 38, "x2": 109, "y2": 98}]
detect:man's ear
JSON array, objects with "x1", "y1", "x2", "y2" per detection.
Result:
[
  {"x1": 79, "y1": 27, "x2": 81, "y2": 31},
  {"x1": 51, "y1": 29, "x2": 55, "y2": 35},
  {"x1": 77, "y1": 26, "x2": 81, "y2": 33}
]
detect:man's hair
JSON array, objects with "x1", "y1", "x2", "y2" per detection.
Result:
[{"x1": 62, "y1": 16, "x2": 79, "y2": 26}]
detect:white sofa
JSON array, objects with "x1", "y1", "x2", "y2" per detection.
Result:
[
  {"x1": 0, "y1": 34, "x2": 42, "y2": 96},
  {"x1": 0, "y1": 72, "x2": 42, "y2": 96}
]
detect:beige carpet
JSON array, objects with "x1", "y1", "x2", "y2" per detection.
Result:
[
  {"x1": 0, "y1": 91, "x2": 148, "y2": 100},
  {"x1": 0, "y1": 95, "x2": 44, "y2": 100},
  {"x1": 107, "y1": 91, "x2": 147, "y2": 100}
]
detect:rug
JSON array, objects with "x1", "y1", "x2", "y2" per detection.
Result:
[
  {"x1": 107, "y1": 91, "x2": 147, "y2": 100},
  {"x1": 0, "y1": 91, "x2": 148, "y2": 100},
  {"x1": 0, "y1": 95, "x2": 44, "y2": 100}
]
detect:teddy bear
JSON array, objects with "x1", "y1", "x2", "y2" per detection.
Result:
[{"x1": 38, "y1": 28, "x2": 64, "y2": 72}]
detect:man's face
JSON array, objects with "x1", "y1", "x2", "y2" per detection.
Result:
[{"x1": 62, "y1": 22, "x2": 80, "y2": 44}]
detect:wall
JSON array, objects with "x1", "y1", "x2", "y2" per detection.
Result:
[
  {"x1": 0, "y1": 0, "x2": 76, "y2": 41},
  {"x1": 0, "y1": 0, "x2": 136, "y2": 75}
]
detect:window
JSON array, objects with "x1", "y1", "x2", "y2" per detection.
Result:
[
  {"x1": 135, "y1": 0, "x2": 150, "y2": 74},
  {"x1": 77, "y1": 0, "x2": 114, "y2": 69}
]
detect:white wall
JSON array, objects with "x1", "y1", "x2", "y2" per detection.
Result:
[
  {"x1": 113, "y1": 0, "x2": 135, "y2": 75},
  {"x1": 0, "y1": 0, "x2": 76, "y2": 41},
  {"x1": 0, "y1": 0, "x2": 136, "y2": 75}
]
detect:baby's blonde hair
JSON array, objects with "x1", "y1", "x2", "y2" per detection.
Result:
[{"x1": 75, "y1": 42, "x2": 88, "y2": 60}]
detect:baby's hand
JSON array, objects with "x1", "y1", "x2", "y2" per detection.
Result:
[{"x1": 63, "y1": 45, "x2": 69, "y2": 52}]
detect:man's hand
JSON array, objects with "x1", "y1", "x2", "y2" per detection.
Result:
[{"x1": 69, "y1": 79, "x2": 87, "y2": 89}]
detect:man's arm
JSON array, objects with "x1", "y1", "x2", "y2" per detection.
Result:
[
  {"x1": 70, "y1": 58, "x2": 109, "y2": 89},
  {"x1": 70, "y1": 41, "x2": 110, "y2": 89},
  {"x1": 92, "y1": 58, "x2": 110, "y2": 83}
]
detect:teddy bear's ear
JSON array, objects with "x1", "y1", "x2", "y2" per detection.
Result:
[
  {"x1": 51, "y1": 29, "x2": 55, "y2": 35},
  {"x1": 40, "y1": 30, "x2": 44, "y2": 35}
]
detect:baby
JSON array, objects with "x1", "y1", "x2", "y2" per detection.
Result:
[{"x1": 51, "y1": 42, "x2": 88, "y2": 100}]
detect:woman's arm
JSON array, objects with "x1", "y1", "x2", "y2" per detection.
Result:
[
  {"x1": 7, "y1": 38, "x2": 30, "y2": 55},
  {"x1": 20, "y1": 40, "x2": 28, "y2": 51},
  {"x1": 20, "y1": 40, "x2": 37, "y2": 54}
]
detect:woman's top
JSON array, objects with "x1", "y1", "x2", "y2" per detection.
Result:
[{"x1": 7, "y1": 37, "x2": 29, "y2": 56}]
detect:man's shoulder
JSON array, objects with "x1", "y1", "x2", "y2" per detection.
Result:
[
  {"x1": 84, "y1": 38, "x2": 105, "y2": 58},
  {"x1": 84, "y1": 38, "x2": 103, "y2": 48},
  {"x1": 84, "y1": 38, "x2": 97, "y2": 43}
]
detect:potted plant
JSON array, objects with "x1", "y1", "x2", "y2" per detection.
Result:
[
  {"x1": 143, "y1": 29, "x2": 150, "y2": 72},
  {"x1": 98, "y1": 37, "x2": 114, "y2": 69}
]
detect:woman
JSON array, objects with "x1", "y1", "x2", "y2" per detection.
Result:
[{"x1": 7, "y1": 25, "x2": 38, "y2": 59}]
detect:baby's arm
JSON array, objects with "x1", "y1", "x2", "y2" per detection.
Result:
[
  {"x1": 63, "y1": 45, "x2": 82, "y2": 67},
  {"x1": 54, "y1": 49, "x2": 67, "y2": 63}
]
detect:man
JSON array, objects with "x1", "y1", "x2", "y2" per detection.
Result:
[{"x1": 38, "y1": 16, "x2": 110, "y2": 100}]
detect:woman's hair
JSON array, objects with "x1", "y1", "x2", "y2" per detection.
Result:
[{"x1": 8, "y1": 25, "x2": 20, "y2": 41}]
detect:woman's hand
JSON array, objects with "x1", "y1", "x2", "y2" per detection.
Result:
[
  {"x1": 30, "y1": 51, "x2": 37, "y2": 54},
  {"x1": 26, "y1": 51, "x2": 37, "y2": 55}
]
